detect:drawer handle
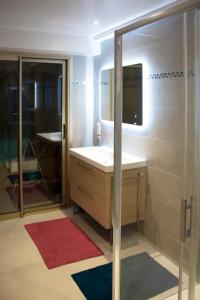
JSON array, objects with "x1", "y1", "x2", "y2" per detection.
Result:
[
  {"x1": 77, "y1": 162, "x2": 93, "y2": 173},
  {"x1": 78, "y1": 186, "x2": 93, "y2": 201}
]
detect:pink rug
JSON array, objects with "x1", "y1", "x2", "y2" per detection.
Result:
[
  {"x1": 25, "y1": 217, "x2": 103, "y2": 269},
  {"x1": 7, "y1": 185, "x2": 48, "y2": 207}
]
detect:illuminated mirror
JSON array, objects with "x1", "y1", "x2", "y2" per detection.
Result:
[{"x1": 101, "y1": 64, "x2": 143, "y2": 125}]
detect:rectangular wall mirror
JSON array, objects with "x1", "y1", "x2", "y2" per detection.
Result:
[{"x1": 101, "y1": 63, "x2": 143, "y2": 125}]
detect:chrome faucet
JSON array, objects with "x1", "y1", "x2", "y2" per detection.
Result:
[
  {"x1": 97, "y1": 134, "x2": 102, "y2": 146},
  {"x1": 96, "y1": 122, "x2": 102, "y2": 146}
]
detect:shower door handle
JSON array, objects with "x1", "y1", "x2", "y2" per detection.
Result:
[
  {"x1": 63, "y1": 124, "x2": 66, "y2": 140},
  {"x1": 181, "y1": 197, "x2": 192, "y2": 242}
]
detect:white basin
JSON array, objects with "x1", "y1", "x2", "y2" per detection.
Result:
[
  {"x1": 69, "y1": 146, "x2": 146, "y2": 172},
  {"x1": 37, "y1": 132, "x2": 61, "y2": 143}
]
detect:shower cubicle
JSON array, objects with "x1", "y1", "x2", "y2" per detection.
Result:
[
  {"x1": 0, "y1": 57, "x2": 67, "y2": 218},
  {"x1": 112, "y1": 0, "x2": 200, "y2": 299}
]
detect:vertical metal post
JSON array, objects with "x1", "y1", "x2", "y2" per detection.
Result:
[
  {"x1": 188, "y1": 9, "x2": 200, "y2": 300},
  {"x1": 178, "y1": 12, "x2": 188, "y2": 300},
  {"x1": 18, "y1": 56, "x2": 24, "y2": 217},
  {"x1": 113, "y1": 32, "x2": 123, "y2": 300},
  {"x1": 62, "y1": 61, "x2": 66, "y2": 203}
]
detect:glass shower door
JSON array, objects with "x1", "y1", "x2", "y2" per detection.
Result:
[
  {"x1": 21, "y1": 59, "x2": 65, "y2": 210},
  {"x1": 0, "y1": 59, "x2": 20, "y2": 215},
  {"x1": 187, "y1": 8, "x2": 200, "y2": 300},
  {"x1": 113, "y1": 8, "x2": 199, "y2": 300}
]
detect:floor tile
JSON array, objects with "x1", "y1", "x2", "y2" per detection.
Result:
[
  {"x1": 0, "y1": 263, "x2": 86, "y2": 300},
  {"x1": 0, "y1": 208, "x2": 197, "y2": 300}
]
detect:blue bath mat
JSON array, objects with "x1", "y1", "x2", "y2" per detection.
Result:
[
  {"x1": 72, "y1": 252, "x2": 178, "y2": 300},
  {"x1": 8, "y1": 171, "x2": 42, "y2": 184}
]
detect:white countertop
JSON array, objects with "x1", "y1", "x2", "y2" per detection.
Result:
[
  {"x1": 37, "y1": 132, "x2": 61, "y2": 143},
  {"x1": 69, "y1": 146, "x2": 147, "y2": 172}
]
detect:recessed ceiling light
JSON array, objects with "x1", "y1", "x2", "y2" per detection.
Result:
[{"x1": 93, "y1": 20, "x2": 99, "y2": 25}]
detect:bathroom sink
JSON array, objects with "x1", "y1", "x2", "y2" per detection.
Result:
[
  {"x1": 69, "y1": 146, "x2": 146, "y2": 172},
  {"x1": 37, "y1": 132, "x2": 61, "y2": 143}
]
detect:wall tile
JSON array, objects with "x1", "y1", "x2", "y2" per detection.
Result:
[
  {"x1": 148, "y1": 139, "x2": 183, "y2": 177},
  {"x1": 147, "y1": 109, "x2": 184, "y2": 144},
  {"x1": 152, "y1": 78, "x2": 184, "y2": 111},
  {"x1": 146, "y1": 166, "x2": 182, "y2": 210}
]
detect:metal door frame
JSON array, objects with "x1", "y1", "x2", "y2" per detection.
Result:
[
  {"x1": 0, "y1": 55, "x2": 21, "y2": 218},
  {"x1": 0, "y1": 53, "x2": 70, "y2": 220},
  {"x1": 113, "y1": 1, "x2": 200, "y2": 300},
  {"x1": 20, "y1": 57, "x2": 67, "y2": 216}
]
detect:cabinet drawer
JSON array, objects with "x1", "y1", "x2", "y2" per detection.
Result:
[
  {"x1": 70, "y1": 155, "x2": 110, "y2": 201},
  {"x1": 70, "y1": 180, "x2": 111, "y2": 229}
]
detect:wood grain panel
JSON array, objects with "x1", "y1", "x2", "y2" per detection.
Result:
[{"x1": 69, "y1": 155, "x2": 146, "y2": 229}]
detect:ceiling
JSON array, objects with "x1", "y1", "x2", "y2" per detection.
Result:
[{"x1": 0, "y1": 0, "x2": 177, "y2": 38}]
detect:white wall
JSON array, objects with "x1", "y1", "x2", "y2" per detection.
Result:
[
  {"x1": 70, "y1": 56, "x2": 94, "y2": 147},
  {"x1": 0, "y1": 27, "x2": 99, "y2": 56}
]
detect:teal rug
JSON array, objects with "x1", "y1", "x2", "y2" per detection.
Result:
[
  {"x1": 8, "y1": 171, "x2": 42, "y2": 184},
  {"x1": 72, "y1": 252, "x2": 178, "y2": 300}
]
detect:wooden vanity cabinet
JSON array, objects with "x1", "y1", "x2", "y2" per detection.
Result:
[{"x1": 69, "y1": 155, "x2": 145, "y2": 229}]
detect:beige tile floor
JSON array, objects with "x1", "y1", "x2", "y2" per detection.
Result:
[{"x1": 0, "y1": 208, "x2": 198, "y2": 300}]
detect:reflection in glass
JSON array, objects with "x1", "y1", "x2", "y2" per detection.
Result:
[
  {"x1": 0, "y1": 60, "x2": 19, "y2": 214},
  {"x1": 22, "y1": 62, "x2": 63, "y2": 208}
]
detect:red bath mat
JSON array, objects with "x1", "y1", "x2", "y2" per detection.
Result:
[{"x1": 25, "y1": 218, "x2": 103, "y2": 269}]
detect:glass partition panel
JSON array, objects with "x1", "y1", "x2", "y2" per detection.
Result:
[
  {"x1": 190, "y1": 8, "x2": 200, "y2": 300},
  {"x1": 22, "y1": 61, "x2": 63, "y2": 209},
  {"x1": 117, "y1": 11, "x2": 196, "y2": 299},
  {"x1": 0, "y1": 60, "x2": 19, "y2": 214}
]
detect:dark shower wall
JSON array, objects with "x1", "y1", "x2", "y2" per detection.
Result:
[
  {"x1": 0, "y1": 60, "x2": 18, "y2": 163},
  {"x1": 22, "y1": 62, "x2": 62, "y2": 141},
  {"x1": 0, "y1": 60, "x2": 62, "y2": 164}
]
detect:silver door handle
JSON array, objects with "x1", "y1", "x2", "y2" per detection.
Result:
[
  {"x1": 63, "y1": 124, "x2": 66, "y2": 140},
  {"x1": 181, "y1": 197, "x2": 192, "y2": 242}
]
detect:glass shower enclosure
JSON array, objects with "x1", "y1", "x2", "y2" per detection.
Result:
[
  {"x1": 113, "y1": 1, "x2": 200, "y2": 300},
  {"x1": 0, "y1": 57, "x2": 66, "y2": 217}
]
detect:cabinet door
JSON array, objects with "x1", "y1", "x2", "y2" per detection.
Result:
[
  {"x1": 121, "y1": 176, "x2": 138, "y2": 225},
  {"x1": 111, "y1": 168, "x2": 145, "y2": 226}
]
